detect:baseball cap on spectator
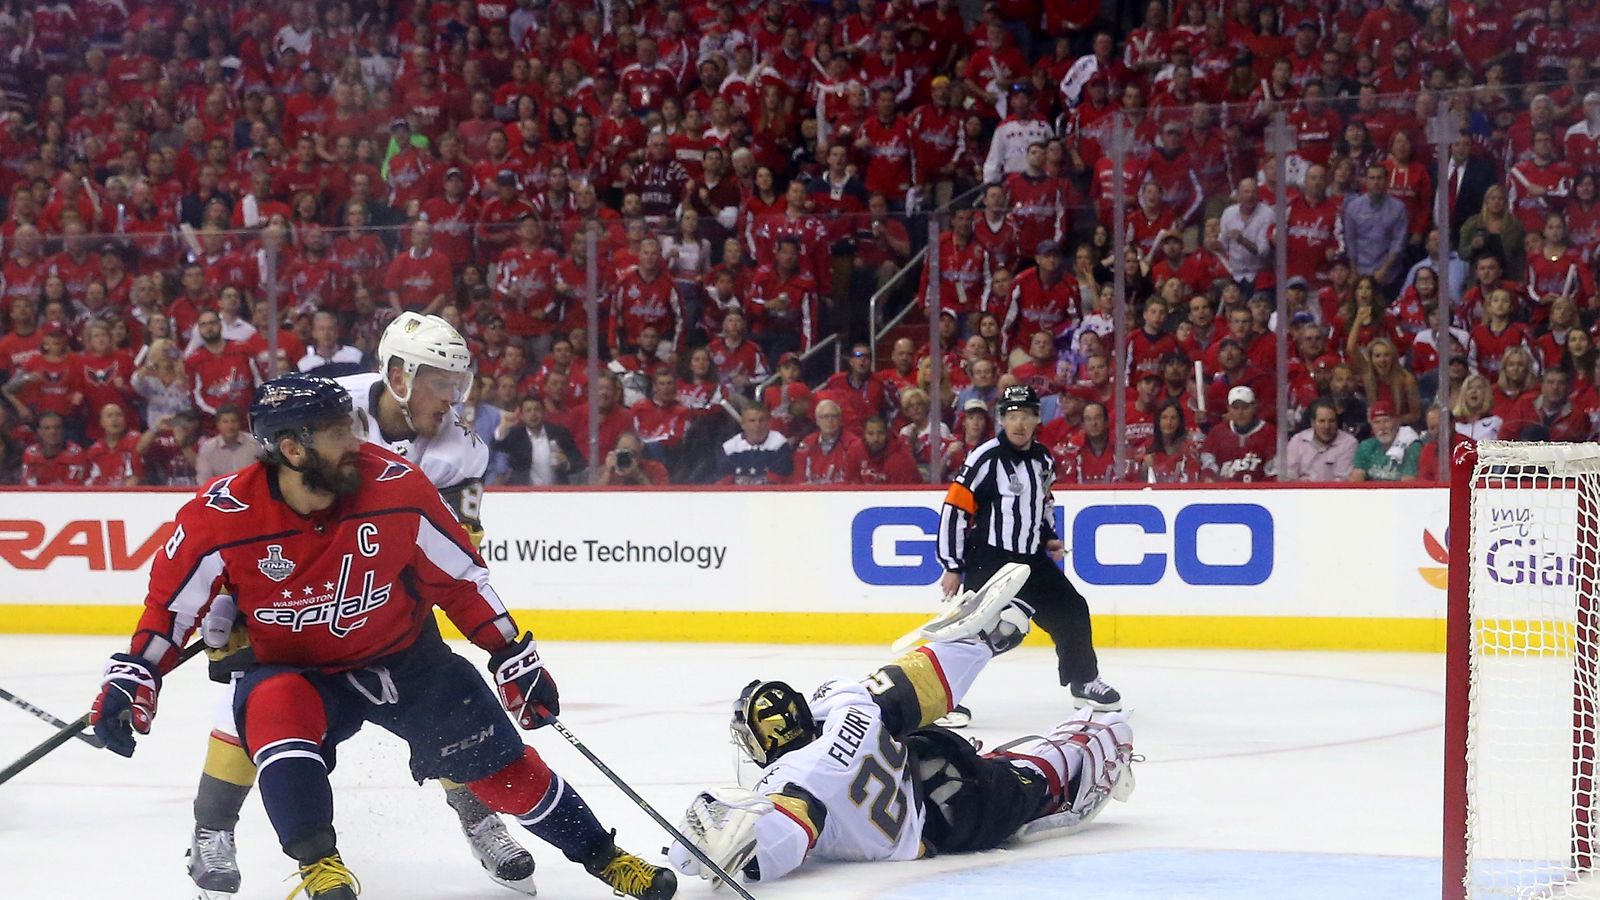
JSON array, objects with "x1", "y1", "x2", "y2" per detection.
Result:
[
  {"x1": 1219, "y1": 336, "x2": 1244, "y2": 351},
  {"x1": 1009, "y1": 81, "x2": 1034, "y2": 95},
  {"x1": 930, "y1": 75, "x2": 951, "y2": 89},
  {"x1": 1313, "y1": 353, "x2": 1341, "y2": 370},
  {"x1": 1036, "y1": 239, "x2": 1061, "y2": 257},
  {"x1": 1137, "y1": 370, "x2": 1161, "y2": 383},
  {"x1": 962, "y1": 398, "x2": 989, "y2": 414},
  {"x1": 1369, "y1": 400, "x2": 1396, "y2": 421},
  {"x1": 1160, "y1": 231, "x2": 1182, "y2": 246},
  {"x1": 1227, "y1": 386, "x2": 1256, "y2": 406},
  {"x1": 1290, "y1": 311, "x2": 1316, "y2": 328},
  {"x1": 495, "y1": 170, "x2": 519, "y2": 186},
  {"x1": 778, "y1": 352, "x2": 801, "y2": 368},
  {"x1": 41, "y1": 321, "x2": 68, "y2": 339},
  {"x1": 444, "y1": 167, "x2": 465, "y2": 181},
  {"x1": 389, "y1": 117, "x2": 410, "y2": 132},
  {"x1": 523, "y1": 384, "x2": 543, "y2": 403},
  {"x1": 1286, "y1": 276, "x2": 1310, "y2": 290}
]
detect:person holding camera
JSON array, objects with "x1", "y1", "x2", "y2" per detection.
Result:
[{"x1": 595, "y1": 432, "x2": 668, "y2": 485}]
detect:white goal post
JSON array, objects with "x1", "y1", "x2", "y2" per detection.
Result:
[{"x1": 1447, "y1": 441, "x2": 1600, "y2": 899}]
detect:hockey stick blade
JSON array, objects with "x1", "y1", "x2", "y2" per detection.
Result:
[
  {"x1": 890, "y1": 562, "x2": 1031, "y2": 652},
  {"x1": 0, "y1": 641, "x2": 205, "y2": 787},
  {"x1": 548, "y1": 718, "x2": 759, "y2": 900},
  {"x1": 0, "y1": 686, "x2": 105, "y2": 747}
]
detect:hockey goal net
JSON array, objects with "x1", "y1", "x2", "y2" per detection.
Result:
[{"x1": 1447, "y1": 441, "x2": 1600, "y2": 899}]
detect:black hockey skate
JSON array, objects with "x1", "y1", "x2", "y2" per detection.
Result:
[
  {"x1": 584, "y1": 832, "x2": 677, "y2": 899},
  {"x1": 464, "y1": 813, "x2": 537, "y2": 892},
  {"x1": 187, "y1": 825, "x2": 241, "y2": 898},
  {"x1": 1070, "y1": 677, "x2": 1123, "y2": 711},
  {"x1": 935, "y1": 704, "x2": 973, "y2": 728}
]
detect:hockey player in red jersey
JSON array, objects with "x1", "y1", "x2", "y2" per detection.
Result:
[{"x1": 89, "y1": 374, "x2": 676, "y2": 900}]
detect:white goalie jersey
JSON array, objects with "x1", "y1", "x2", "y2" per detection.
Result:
[
  {"x1": 749, "y1": 682, "x2": 927, "y2": 877},
  {"x1": 335, "y1": 373, "x2": 489, "y2": 524}
]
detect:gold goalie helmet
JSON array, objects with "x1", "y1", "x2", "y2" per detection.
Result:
[{"x1": 731, "y1": 680, "x2": 819, "y2": 768}]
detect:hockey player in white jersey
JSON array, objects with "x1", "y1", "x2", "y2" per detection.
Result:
[
  {"x1": 184, "y1": 313, "x2": 537, "y2": 897},
  {"x1": 666, "y1": 565, "x2": 1136, "y2": 885}
]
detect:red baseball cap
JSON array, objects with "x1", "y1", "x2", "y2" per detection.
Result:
[
  {"x1": 778, "y1": 352, "x2": 801, "y2": 367},
  {"x1": 1313, "y1": 353, "x2": 1341, "y2": 370},
  {"x1": 782, "y1": 383, "x2": 812, "y2": 403},
  {"x1": 40, "y1": 321, "x2": 68, "y2": 339},
  {"x1": 1369, "y1": 400, "x2": 1396, "y2": 420}
]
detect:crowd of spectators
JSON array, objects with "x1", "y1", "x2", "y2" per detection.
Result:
[{"x1": 0, "y1": 0, "x2": 1595, "y2": 488}]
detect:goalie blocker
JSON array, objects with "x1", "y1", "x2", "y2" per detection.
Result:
[{"x1": 668, "y1": 568, "x2": 1135, "y2": 884}]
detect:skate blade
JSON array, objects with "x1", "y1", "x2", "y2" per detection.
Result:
[
  {"x1": 1071, "y1": 696, "x2": 1124, "y2": 713},
  {"x1": 934, "y1": 707, "x2": 972, "y2": 728},
  {"x1": 489, "y1": 872, "x2": 538, "y2": 895},
  {"x1": 195, "y1": 890, "x2": 237, "y2": 900}
]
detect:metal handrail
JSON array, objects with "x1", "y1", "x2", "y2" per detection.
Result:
[
  {"x1": 867, "y1": 182, "x2": 988, "y2": 370},
  {"x1": 754, "y1": 332, "x2": 842, "y2": 393},
  {"x1": 867, "y1": 244, "x2": 929, "y2": 371}
]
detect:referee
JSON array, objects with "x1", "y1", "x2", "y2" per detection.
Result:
[{"x1": 937, "y1": 384, "x2": 1121, "y2": 713}]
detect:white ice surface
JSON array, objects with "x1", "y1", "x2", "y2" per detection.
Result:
[{"x1": 0, "y1": 639, "x2": 1443, "y2": 899}]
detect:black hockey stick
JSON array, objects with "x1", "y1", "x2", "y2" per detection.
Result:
[
  {"x1": 0, "y1": 685, "x2": 104, "y2": 747},
  {"x1": 0, "y1": 641, "x2": 205, "y2": 787},
  {"x1": 548, "y1": 718, "x2": 759, "y2": 900}
]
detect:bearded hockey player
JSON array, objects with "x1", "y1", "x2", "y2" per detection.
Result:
[
  {"x1": 666, "y1": 565, "x2": 1135, "y2": 885},
  {"x1": 181, "y1": 314, "x2": 534, "y2": 897},
  {"x1": 89, "y1": 374, "x2": 676, "y2": 900}
]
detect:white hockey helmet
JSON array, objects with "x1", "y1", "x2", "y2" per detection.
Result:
[{"x1": 378, "y1": 312, "x2": 475, "y2": 408}]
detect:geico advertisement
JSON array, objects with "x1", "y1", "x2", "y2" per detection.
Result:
[{"x1": 0, "y1": 487, "x2": 1451, "y2": 620}]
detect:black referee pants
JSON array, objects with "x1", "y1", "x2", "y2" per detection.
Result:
[{"x1": 962, "y1": 543, "x2": 1099, "y2": 686}]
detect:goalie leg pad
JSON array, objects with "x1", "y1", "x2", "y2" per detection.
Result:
[{"x1": 993, "y1": 709, "x2": 1136, "y2": 842}]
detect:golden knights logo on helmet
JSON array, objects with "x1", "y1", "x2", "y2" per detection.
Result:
[{"x1": 731, "y1": 679, "x2": 818, "y2": 767}]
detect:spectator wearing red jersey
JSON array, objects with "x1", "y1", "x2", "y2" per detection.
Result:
[
  {"x1": 1010, "y1": 331, "x2": 1065, "y2": 397},
  {"x1": 1491, "y1": 347, "x2": 1540, "y2": 422},
  {"x1": 611, "y1": 237, "x2": 685, "y2": 354},
  {"x1": 707, "y1": 309, "x2": 770, "y2": 392},
  {"x1": 1002, "y1": 241, "x2": 1078, "y2": 351},
  {"x1": 184, "y1": 310, "x2": 260, "y2": 431},
  {"x1": 1282, "y1": 165, "x2": 1345, "y2": 284},
  {"x1": 1526, "y1": 213, "x2": 1598, "y2": 325},
  {"x1": 1203, "y1": 338, "x2": 1275, "y2": 427},
  {"x1": 476, "y1": 170, "x2": 538, "y2": 259},
  {"x1": 1127, "y1": 298, "x2": 1178, "y2": 380},
  {"x1": 494, "y1": 216, "x2": 561, "y2": 349},
  {"x1": 1503, "y1": 367, "x2": 1593, "y2": 442},
  {"x1": 748, "y1": 235, "x2": 819, "y2": 358},
  {"x1": 77, "y1": 321, "x2": 137, "y2": 442},
  {"x1": 83, "y1": 403, "x2": 144, "y2": 486},
  {"x1": 1201, "y1": 386, "x2": 1279, "y2": 483},
  {"x1": 856, "y1": 87, "x2": 915, "y2": 206},
  {"x1": 631, "y1": 369, "x2": 693, "y2": 458},
  {"x1": 920, "y1": 206, "x2": 991, "y2": 322},
  {"x1": 3, "y1": 321, "x2": 84, "y2": 435},
  {"x1": 909, "y1": 77, "x2": 963, "y2": 210},
  {"x1": 1054, "y1": 400, "x2": 1121, "y2": 484},
  {"x1": 793, "y1": 399, "x2": 862, "y2": 485},
  {"x1": 971, "y1": 184, "x2": 1022, "y2": 274},
  {"x1": 873, "y1": 338, "x2": 920, "y2": 422},
  {"x1": 1134, "y1": 400, "x2": 1204, "y2": 484},
  {"x1": 1004, "y1": 142, "x2": 1068, "y2": 266},
  {"x1": 418, "y1": 168, "x2": 481, "y2": 270},
  {"x1": 570, "y1": 372, "x2": 634, "y2": 469},
  {"x1": 716, "y1": 402, "x2": 794, "y2": 485},
  {"x1": 822, "y1": 343, "x2": 887, "y2": 435},
  {"x1": 1508, "y1": 129, "x2": 1575, "y2": 234},
  {"x1": 1468, "y1": 288, "x2": 1534, "y2": 381},
  {"x1": 384, "y1": 220, "x2": 454, "y2": 314},
  {"x1": 19, "y1": 411, "x2": 86, "y2": 486},
  {"x1": 630, "y1": 132, "x2": 691, "y2": 232},
  {"x1": 846, "y1": 416, "x2": 923, "y2": 485},
  {"x1": 0, "y1": 296, "x2": 42, "y2": 379}
]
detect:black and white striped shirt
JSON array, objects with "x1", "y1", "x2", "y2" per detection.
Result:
[{"x1": 937, "y1": 437, "x2": 1057, "y2": 570}]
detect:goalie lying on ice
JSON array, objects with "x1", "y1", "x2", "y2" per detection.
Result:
[{"x1": 666, "y1": 569, "x2": 1136, "y2": 885}]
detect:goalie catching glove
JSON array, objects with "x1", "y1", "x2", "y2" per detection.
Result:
[
  {"x1": 89, "y1": 653, "x2": 161, "y2": 757},
  {"x1": 488, "y1": 632, "x2": 560, "y2": 730},
  {"x1": 667, "y1": 787, "x2": 773, "y2": 885}
]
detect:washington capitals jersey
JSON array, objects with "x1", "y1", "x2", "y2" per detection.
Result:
[
  {"x1": 336, "y1": 373, "x2": 489, "y2": 527},
  {"x1": 129, "y1": 443, "x2": 516, "y2": 674}
]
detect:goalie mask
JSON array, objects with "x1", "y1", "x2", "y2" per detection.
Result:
[{"x1": 731, "y1": 679, "x2": 817, "y2": 768}]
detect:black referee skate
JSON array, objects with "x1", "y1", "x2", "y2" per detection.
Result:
[
  {"x1": 583, "y1": 832, "x2": 677, "y2": 899},
  {"x1": 1071, "y1": 678, "x2": 1123, "y2": 711},
  {"x1": 187, "y1": 825, "x2": 241, "y2": 897}
]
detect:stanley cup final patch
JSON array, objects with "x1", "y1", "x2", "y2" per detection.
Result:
[{"x1": 257, "y1": 545, "x2": 297, "y2": 582}]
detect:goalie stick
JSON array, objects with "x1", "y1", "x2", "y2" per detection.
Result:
[
  {"x1": 547, "y1": 718, "x2": 760, "y2": 900},
  {"x1": 0, "y1": 641, "x2": 205, "y2": 787},
  {"x1": 0, "y1": 685, "x2": 104, "y2": 748}
]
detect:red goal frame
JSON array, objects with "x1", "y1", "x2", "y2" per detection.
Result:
[{"x1": 1444, "y1": 444, "x2": 1600, "y2": 899}]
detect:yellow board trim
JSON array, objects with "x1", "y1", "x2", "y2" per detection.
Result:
[{"x1": 0, "y1": 605, "x2": 1448, "y2": 652}]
